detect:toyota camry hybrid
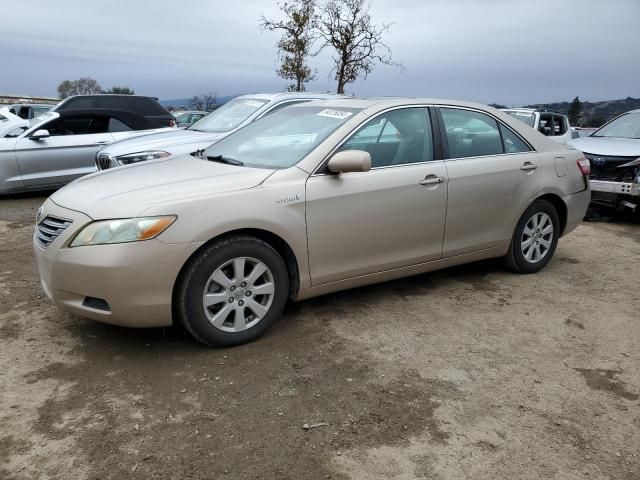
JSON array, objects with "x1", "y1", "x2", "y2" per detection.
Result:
[{"x1": 33, "y1": 98, "x2": 590, "y2": 347}]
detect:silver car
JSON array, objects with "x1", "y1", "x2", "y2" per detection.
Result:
[
  {"x1": 0, "y1": 109, "x2": 171, "y2": 194},
  {"x1": 34, "y1": 98, "x2": 590, "y2": 347},
  {"x1": 569, "y1": 109, "x2": 640, "y2": 211},
  {"x1": 95, "y1": 92, "x2": 345, "y2": 170}
]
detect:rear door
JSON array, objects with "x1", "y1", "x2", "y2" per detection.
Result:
[
  {"x1": 305, "y1": 107, "x2": 448, "y2": 285},
  {"x1": 438, "y1": 107, "x2": 543, "y2": 257},
  {"x1": 15, "y1": 114, "x2": 114, "y2": 187}
]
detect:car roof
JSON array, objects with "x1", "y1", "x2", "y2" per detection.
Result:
[
  {"x1": 234, "y1": 92, "x2": 348, "y2": 102},
  {"x1": 502, "y1": 108, "x2": 536, "y2": 113},
  {"x1": 284, "y1": 97, "x2": 505, "y2": 111},
  {"x1": 56, "y1": 108, "x2": 164, "y2": 129}
]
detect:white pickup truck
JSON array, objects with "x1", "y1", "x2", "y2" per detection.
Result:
[{"x1": 502, "y1": 108, "x2": 573, "y2": 144}]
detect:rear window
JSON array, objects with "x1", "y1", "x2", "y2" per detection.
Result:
[{"x1": 58, "y1": 96, "x2": 169, "y2": 116}]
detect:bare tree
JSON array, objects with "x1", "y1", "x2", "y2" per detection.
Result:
[
  {"x1": 189, "y1": 92, "x2": 218, "y2": 111},
  {"x1": 316, "y1": 0, "x2": 401, "y2": 94},
  {"x1": 57, "y1": 77, "x2": 103, "y2": 98},
  {"x1": 260, "y1": 1, "x2": 318, "y2": 92}
]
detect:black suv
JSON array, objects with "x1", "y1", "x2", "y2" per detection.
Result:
[{"x1": 55, "y1": 95, "x2": 175, "y2": 127}]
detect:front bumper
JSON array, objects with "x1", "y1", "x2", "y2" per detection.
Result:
[
  {"x1": 589, "y1": 179, "x2": 640, "y2": 197},
  {"x1": 33, "y1": 199, "x2": 202, "y2": 328}
]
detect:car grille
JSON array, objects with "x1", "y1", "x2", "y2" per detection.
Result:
[
  {"x1": 35, "y1": 216, "x2": 73, "y2": 249},
  {"x1": 96, "y1": 153, "x2": 113, "y2": 171},
  {"x1": 584, "y1": 153, "x2": 639, "y2": 182}
]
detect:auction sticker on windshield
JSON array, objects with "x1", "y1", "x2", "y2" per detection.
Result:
[{"x1": 317, "y1": 109, "x2": 354, "y2": 120}]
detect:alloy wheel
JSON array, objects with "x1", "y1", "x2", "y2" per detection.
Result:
[
  {"x1": 521, "y1": 212, "x2": 554, "y2": 264},
  {"x1": 202, "y1": 257, "x2": 275, "y2": 332}
]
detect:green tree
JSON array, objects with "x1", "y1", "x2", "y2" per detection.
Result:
[
  {"x1": 568, "y1": 96, "x2": 582, "y2": 126},
  {"x1": 260, "y1": 0, "x2": 318, "y2": 92},
  {"x1": 105, "y1": 86, "x2": 135, "y2": 94}
]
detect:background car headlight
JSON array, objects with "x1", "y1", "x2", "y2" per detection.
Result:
[
  {"x1": 116, "y1": 150, "x2": 171, "y2": 165},
  {"x1": 70, "y1": 216, "x2": 176, "y2": 247}
]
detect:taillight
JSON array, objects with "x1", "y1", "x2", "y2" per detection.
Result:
[
  {"x1": 169, "y1": 119, "x2": 176, "y2": 127},
  {"x1": 577, "y1": 157, "x2": 590, "y2": 176}
]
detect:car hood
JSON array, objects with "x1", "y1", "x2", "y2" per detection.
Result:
[
  {"x1": 569, "y1": 136, "x2": 640, "y2": 157},
  {"x1": 51, "y1": 155, "x2": 275, "y2": 219},
  {"x1": 101, "y1": 128, "x2": 227, "y2": 157}
]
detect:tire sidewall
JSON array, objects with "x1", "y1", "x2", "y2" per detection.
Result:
[
  {"x1": 510, "y1": 200, "x2": 560, "y2": 274},
  {"x1": 177, "y1": 237, "x2": 289, "y2": 347}
]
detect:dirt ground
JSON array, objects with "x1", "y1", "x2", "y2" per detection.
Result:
[{"x1": 1, "y1": 192, "x2": 639, "y2": 480}]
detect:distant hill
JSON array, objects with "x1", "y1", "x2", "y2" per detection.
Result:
[
  {"x1": 523, "y1": 97, "x2": 640, "y2": 127},
  {"x1": 160, "y1": 95, "x2": 236, "y2": 110}
]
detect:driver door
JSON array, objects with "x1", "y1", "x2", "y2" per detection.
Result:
[
  {"x1": 15, "y1": 114, "x2": 114, "y2": 187},
  {"x1": 305, "y1": 107, "x2": 448, "y2": 285}
]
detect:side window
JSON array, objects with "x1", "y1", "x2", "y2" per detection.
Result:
[
  {"x1": 499, "y1": 124, "x2": 531, "y2": 153},
  {"x1": 440, "y1": 108, "x2": 503, "y2": 158},
  {"x1": 108, "y1": 117, "x2": 132, "y2": 132},
  {"x1": 339, "y1": 108, "x2": 433, "y2": 168},
  {"x1": 553, "y1": 116, "x2": 567, "y2": 136},
  {"x1": 538, "y1": 114, "x2": 552, "y2": 136},
  {"x1": 46, "y1": 115, "x2": 109, "y2": 136}
]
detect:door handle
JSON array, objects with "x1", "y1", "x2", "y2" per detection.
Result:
[
  {"x1": 93, "y1": 141, "x2": 110, "y2": 146},
  {"x1": 520, "y1": 162, "x2": 538, "y2": 171},
  {"x1": 419, "y1": 175, "x2": 446, "y2": 186}
]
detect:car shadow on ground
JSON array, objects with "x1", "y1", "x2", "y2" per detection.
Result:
[{"x1": 62, "y1": 257, "x2": 506, "y2": 353}]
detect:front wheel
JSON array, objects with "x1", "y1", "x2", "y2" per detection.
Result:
[
  {"x1": 176, "y1": 236, "x2": 289, "y2": 347},
  {"x1": 504, "y1": 200, "x2": 560, "y2": 274}
]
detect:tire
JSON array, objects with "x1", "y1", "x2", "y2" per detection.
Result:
[
  {"x1": 504, "y1": 199, "x2": 560, "y2": 274},
  {"x1": 176, "y1": 236, "x2": 289, "y2": 347}
]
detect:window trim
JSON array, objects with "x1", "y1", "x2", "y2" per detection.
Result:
[
  {"x1": 435, "y1": 105, "x2": 535, "y2": 161},
  {"x1": 311, "y1": 104, "x2": 443, "y2": 176}
]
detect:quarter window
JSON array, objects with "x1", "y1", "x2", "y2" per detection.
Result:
[
  {"x1": 499, "y1": 124, "x2": 531, "y2": 153},
  {"x1": 108, "y1": 117, "x2": 132, "y2": 132},
  {"x1": 339, "y1": 108, "x2": 434, "y2": 167},
  {"x1": 440, "y1": 108, "x2": 503, "y2": 158}
]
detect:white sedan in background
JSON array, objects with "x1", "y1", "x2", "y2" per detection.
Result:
[{"x1": 0, "y1": 107, "x2": 29, "y2": 138}]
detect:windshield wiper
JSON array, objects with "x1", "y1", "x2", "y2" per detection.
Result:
[{"x1": 206, "y1": 155, "x2": 244, "y2": 166}]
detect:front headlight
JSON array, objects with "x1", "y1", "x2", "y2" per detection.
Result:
[
  {"x1": 116, "y1": 150, "x2": 171, "y2": 165},
  {"x1": 70, "y1": 216, "x2": 176, "y2": 247}
]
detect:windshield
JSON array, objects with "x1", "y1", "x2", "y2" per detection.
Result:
[
  {"x1": 203, "y1": 105, "x2": 362, "y2": 169},
  {"x1": 504, "y1": 110, "x2": 536, "y2": 128},
  {"x1": 30, "y1": 111, "x2": 55, "y2": 126},
  {"x1": 592, "y1": 112, "x2": 640, "y2": 139},
  {"x1": 189, "y1": 98, "x2": 269, "y2": 133}
]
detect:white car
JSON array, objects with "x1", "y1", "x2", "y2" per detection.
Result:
[
  {"x1": 502, "y1": 109, "x2": 573, "y2": 144},
  {"x1": 0, "y1": 107, "x2": 29, "y2": 138},
  {"x1": 569, "y1": 109, "x2": 640, "y2": 212},
  {"x1": 95, "y1": 92, "x2": 345, "y2": 170},
  {"x1": 0, "y1": 109, "x2": 172, "y2": 194}
]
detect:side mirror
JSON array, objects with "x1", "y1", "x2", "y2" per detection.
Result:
[
  {"x1": 327, "y1": 150, "x2": 371, "y2": 174},
  {"x1": 30, "y1": 129, "x2": 50, "y2": 140}
]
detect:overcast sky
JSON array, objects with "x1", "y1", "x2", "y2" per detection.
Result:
[{"x1": 1, "y1": 0, "x2": 639, "y2": 105}]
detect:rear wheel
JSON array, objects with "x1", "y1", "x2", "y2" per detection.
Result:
[
  {"x1": 504, "y1": 200, "x2": 560, "y2": 274},
  {"x1": 176, "y1": 236, "x2": 289, "y2": 347}
]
